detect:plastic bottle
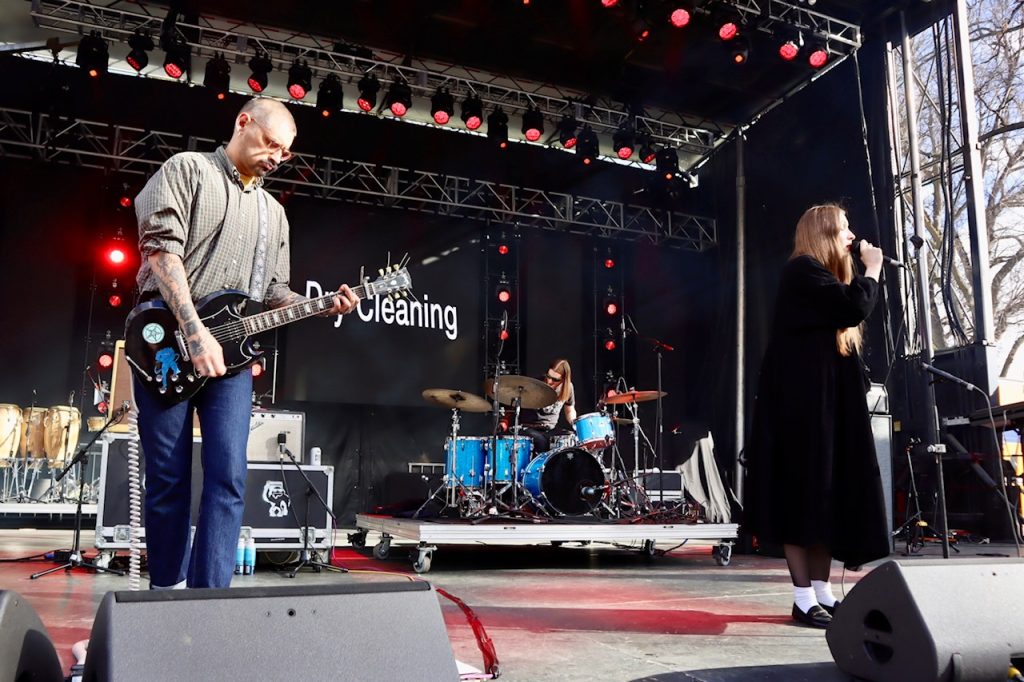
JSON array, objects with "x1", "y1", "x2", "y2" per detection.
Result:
[
  {"x1": 235, "y1": 538, "x2": 245, "y2": 575},
  {"x1": 244, "y1": 536, "x2": 256, "y2": 575}
]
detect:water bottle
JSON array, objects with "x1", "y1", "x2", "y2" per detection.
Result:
[
  {"x1": 309, "y1": 446, "x2": 322, "y2": 466},
  {"x1": 244, "y1": 537, "x2": 256, "y2": 575},
  {"x1": 235, "y1": 538, "x2": 245, "y2": 575}
]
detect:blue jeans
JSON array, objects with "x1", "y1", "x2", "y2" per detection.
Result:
[{"x1": 134, "y1": 370, "x2": 252, "y2": 588}]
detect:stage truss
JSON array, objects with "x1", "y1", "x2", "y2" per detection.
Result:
[
  {"x1": 0, "y1": 106, "x2": 717, "y2": 248},
  {"x1": 354, "y1": 513, "x2": 739, "y2": 574}
]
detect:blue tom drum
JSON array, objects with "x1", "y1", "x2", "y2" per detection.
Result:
[
  {"x1": 489, "y1": 435, "x2": 532, "y2": 482},
  {"x1": 573, "y1": 412, "x2": 615, "y2": 452},
  {"x1": 445, "y1": 436, "x2": 487, "y2": 488}
]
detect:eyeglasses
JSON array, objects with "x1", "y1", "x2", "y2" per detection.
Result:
[{"x1": 248, "y1": 116, "x2": 294, "y2": 162}]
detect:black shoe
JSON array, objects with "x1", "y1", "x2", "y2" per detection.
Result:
[
  {"x1": 821, "y1": 600, "x2": 840, "y2": 617},
  {"x1": 792, "y1": 603, "x2": 832, "y2": 629}
]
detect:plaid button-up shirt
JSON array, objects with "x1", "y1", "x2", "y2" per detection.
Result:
[{"x1": 135, "y1": 146, "x2": 291, "y2": 305}]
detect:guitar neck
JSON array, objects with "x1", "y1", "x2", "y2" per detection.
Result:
[{"x1": 240, "y1": 282, "x2": 371, "y2": 335}]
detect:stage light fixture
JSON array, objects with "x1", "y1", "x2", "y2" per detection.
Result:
[
  {"x1": 356, "y1": 73, "x2": 381, "y2": 112},
  {"x1": 807, "y1": 40, "x2": 829, "y2": 68},
  {"x1": 779, "y1": 39, "x2": 800, "y2": 61},
  {"x1": 576, "y1": 124, "x2": 598, "y2": 164},
  {"x1": 496, "y1": 284, "x2": 512, "y2": 304},
  {"x1": 108, "y1": 294, "x2": 122, "y2": 308},
  {"x1": 461, "y1": 93, "x2": 484, "y2": 130},
  {"x1": 604, "y1": 255, "x2": 616, "y2": 269},
  {"x1": 612, "y1": 126, "x2": 635, "y2": 160},
  {"x1": 287, "y1": 60, "x2": 313, "y2": 99},
  {"x1": 97, "y1": 351, "x2": 114, "y2": 369},
  {"x1": 385, "y1": 78, "x2": 413, "y2": 117},
  {"x1": 431, "y1": 87, "x2": 455, "y2": 125},
  {"x1": 669, "y1": 6, "x2": 692, "y2": 28},
  {"x1": 106, "y1": 245, "x2": 127, "y2": 266},
  {"x1": 601, "y1": 0, "x2": 619, "y2": 7},
  {"x1": 716, "y1": 8, "x2": 742, "y2": 41},
  {"x1": 498, "y1": 244, "x2": 510, "y2": 255},
  {"x1": 656, "y1": 147, "x2": 679, "y2": 180},
  {"x1": 603, "y1": 332, "x2": 617, "y2": 352},
  {"x1": 251, "y1": 359, "x2": 265, "y2": 378},
  {"x1": 488, "y1": 108, "x2": 509, "y2": 149},
  {"x1": 118, "y1": 194, "x2": 132, "y2": 208},
  {"x1": 247, "y1": 50, "x2": 273, "y2": 93},
  {"x1": 76, "y1": 31, "x2": 109, "y2": 78},
  {"x1": 162, "y1": 36, "x2": 190, "y2": 80},
  {"x1": 731, "y1": 36, "x2": 750, "y2": 64},
  {"x1": 557, "y1": 115, "x2": 578, "y2": 148},
  {"x1": 604, "y1": 295, "x2": 619, "y2": 316},
  {"x1": 499, "y1": 329, "x2": 511, "y2": 341},
  {"x1": 316, "y1": 74, "x2": 344, "y2": 118},
  {"x1": 126, "y1": 29, "x2": 153, "y2": 72},
  {"x1": 203, "y1": 53, "x2": 231, "y2": 100},
  {"x1": 521, "y1": 107, "x2": 544, "y2": 142},
  {"x1": 638, "y1": 135, "x2": 657, "y2": 164}
]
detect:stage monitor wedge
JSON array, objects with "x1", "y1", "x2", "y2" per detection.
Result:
[
  {"x1": 827, "y1": 559, "x2": 1024, "y2": 682},
  {"x1": 82, "y1": 582, "x2": 459, "y2": 681},
  {"x1": 0, "y1": 590, "x2": 64, "y2": 682}
]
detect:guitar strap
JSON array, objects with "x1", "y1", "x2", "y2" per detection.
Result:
[{"x1": 247, "y1": 188, "x2": 270, "y2": 301}]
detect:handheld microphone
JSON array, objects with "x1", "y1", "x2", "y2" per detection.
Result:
[{"x1": 853, "y1": 239, "x2": 906, "y2": 268}]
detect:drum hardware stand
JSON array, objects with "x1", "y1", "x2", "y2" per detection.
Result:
[
  {"x1": 893, "y1": 438, "x2": 959, "y2": 555},
  {"x1": 31, "y1": 404, "x2": 129, "y2": 580},
  {"x1": 276, "y1": 437, "x2": 347, "y2": 578},
  {"x1": 16, "y1": 389, "x2": 39, "y2": 503}
]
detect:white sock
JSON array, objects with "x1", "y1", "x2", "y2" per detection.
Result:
[
  {"x1": 812, "y1": 579, "x2": 837, "y2": 607},
  {"x1": 794, "y1": 585, "x2": 818, "y2": 613}
]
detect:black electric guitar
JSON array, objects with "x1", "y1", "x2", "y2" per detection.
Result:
[{"x1": 124, "y1": 265, "x2": 412, "y2": 406}]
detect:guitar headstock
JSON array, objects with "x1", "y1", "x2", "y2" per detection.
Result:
[{"x1": 368, "y1": 263, "x2": 413, "y2": 300}]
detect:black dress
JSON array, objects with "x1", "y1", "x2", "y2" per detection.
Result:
[{"x1": 745, "y1": 255, "x2": 890, "y2": 567}]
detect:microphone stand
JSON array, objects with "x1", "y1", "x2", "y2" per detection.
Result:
[
  {"x1": 31, "y1": 405, "x2": 128, "y2": 579},
  {"x1": 277, "y1": 438, "x2": 346, "y2": 578}
]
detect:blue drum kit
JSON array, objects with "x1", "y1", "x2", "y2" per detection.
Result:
[{"x1": 420, "y1": 378, "x2": 668, "y2": 519}]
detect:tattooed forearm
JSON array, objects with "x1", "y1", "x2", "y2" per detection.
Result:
[
  {"x1": 266, "y1": 288, "x2": 306, "y2": 310},
  {"x1": 147, "y1": 252, "x2": 205, "y2": 354}
]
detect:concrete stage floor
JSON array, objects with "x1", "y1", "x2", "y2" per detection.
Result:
[{"x1": 0, "y1": 528, "x2": 1018, "y2": 681}]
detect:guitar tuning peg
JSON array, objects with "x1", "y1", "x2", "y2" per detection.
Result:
[
  {"x1": 403, "y1": 291, "x2": 410, "y2": 299},
  {"x1": 392, "y1": 264, "x2": 399, "y2": 272},
  {"x1": 378, "y1": 268, "x2": 385, "y2": 277}
]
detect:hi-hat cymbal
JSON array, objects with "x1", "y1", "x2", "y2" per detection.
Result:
[
  {"x1": 484, "y1": 375, "x2": 557, "y2": 410},
  {"x1": 603, "y1": 390, "x2": 668, "y2": 405},
  {"x1": 421, "y1": 389, "x2": 493, "y2": 413}
]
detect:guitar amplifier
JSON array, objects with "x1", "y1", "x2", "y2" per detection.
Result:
[
  {"x1": 94, "y1": 433, "x2": 333, "y2": 551},
  {"x1": 247, "y1": 409, "x2": 304, "y2": 463}
]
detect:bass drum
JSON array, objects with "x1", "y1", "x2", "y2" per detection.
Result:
[{"x1": 522, "y1": 447, "x2": 605, "y2": 516}]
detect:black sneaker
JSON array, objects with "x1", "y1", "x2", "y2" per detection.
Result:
[
  {"x1": 821, "y1": 600, "x2": 840, "y2": 617},
  {"x1": 792, "y1": 603, "x2": 832, "y2": 629}
]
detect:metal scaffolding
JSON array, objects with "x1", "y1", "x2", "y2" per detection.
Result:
[{"x1": 0, "y1": 106, "x2": 717, "y2": 249}]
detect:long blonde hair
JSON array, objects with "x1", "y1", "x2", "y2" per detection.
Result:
[
  {"x1": 549, "y1": 358, "x2": 572, "y2": 403},
  {"x1": 790, "y1": 204, "x2": 863, "y2": 356}
]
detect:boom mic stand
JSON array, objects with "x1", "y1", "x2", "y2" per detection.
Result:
[
  {"x1": 276, "y1": 434, "x2": 346, "y2": 578},
  {"x1": 31, "y1": 403, "x2": 129, "y2": 579}
]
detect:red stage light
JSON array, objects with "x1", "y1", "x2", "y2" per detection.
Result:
[
  {"x1": 288, "y1": 83, "x2": 307, "y2": 99},
  {"x1": 497, "y1": 289, "x2": 511, "y2": 304},
  {"x1": 604, "y1": 338, "x2": 616, "y2": 351},
  {"x1": 107, "y1": 247, "x2": 127, "y2": 265},
  {"x1": 108, "y1": 294, "x2": 122, "y2": 308},
  {"x1": 719, "y1": 22, "x2": 738, "y2": 40},
  {"x1": 583, "y1": 157, "x2": 592, "y2": 165},
  {"x1": 779, "y1": 41, "x2": 799, "y2": 61},
  {"x1": 321, "y1": 109, "x2": 330, "y2": 117},
  {"x1": 604, "y1": 258, "x2": 615, "y2": 269},
  {"x1": 616, "y1": 146, "x2": 633, "y2": 160},
  {"x1": 217, "y1": 92, "x2": 226, "y2": 101},
  {"x1": 499, "y1": 329, "x2": 510, "y2": 341},
  {"x1": 499, "y1": 141, "x2": 508, "y2": 149},
  {"x1": 809, "y1": 47, "x2": 829, "y2": 69},
  {"x1": 498, "y1": 244, "x2": 510, "y2": 255},
  {"x1": 637, "y1": 28, "x2": 651, "y2": 42},
  {"x1": 601, "y1": 0, "x2": 619, "y2": 7},
  {"x1": 524, "y1": 127, "x2": 541, "y2": 142},
  {"x1": 434, "y1": 110, "x2": 450, "y2": 125},
  {"x1": 605, "y1": 301, "x2": 619, "y2": 316},
  {"x1": 390, "y1": 101, "x2": 407, "y2": 117},
  {"x1": 563, "y1": 136, "x2": 577, "y2": 149},
  {"x1": 357, "y1": 97, "x2": 374, "y2": 112},
  {"x1": 164, "y1": 62, "x2": 183, "y2": 79},
  {"x1": 670, "y1": 9, "x2": 691, "y2": 27},
  {"x1": 733, "y1": 52, "x2": 747, "y2": 65},
  {"x1": 88, "y1": 68, "x2": 100, "y2": 78},
  {"x1": 98, "y1": 352, "x2": 114, "y2": 369},
  {"x1": 119, "y1": 196, "x2": 132, "y2": 208},
  {"x1": 251, "y1": 362, "x2": 264, "y2": 377},
  {"x1": 465, "y1": 115, "x2": 482, "y2": 130},
  {"x1": 97, "y1": 400, "x2": 108, "y2": 414}
]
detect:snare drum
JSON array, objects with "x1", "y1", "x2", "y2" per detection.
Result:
[
  {"x1": 44, "y1": 406, "x2": 81, "y2": 465},
  {"x1": 549, "y1": 432, "x2": 579, "y2": 451},
  {"x1": 573, "y1": 412, "x2": 615, "y2": 451},
  {"x1": 19, "y1": 407, "x2": 47, "y2": 458},
  {"x1": 445, "y1": 436, "x2": 488, "y2": 488},
  {"x1": 522, "y1": 447, "x2": 605, "y2": 516},
  {"x1": 489, "y1": 435, "x2": 532, "y2": 482},
  {"x1": 0, "y1": 404, "x2": 22, "y2": 460}
]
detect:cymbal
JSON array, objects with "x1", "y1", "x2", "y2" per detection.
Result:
[
  {"x1": 484, "y1": 375, "x2": 557, "y2": 410},
  {"x1": 421, "y1": 389, "x2": 492, "y2": 413},
  {"x1": 603, "y1": 390, "x2": 667, "y2": 405}
]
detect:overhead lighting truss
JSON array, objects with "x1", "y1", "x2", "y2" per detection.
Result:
[
  {"x1": 722, "y1": 1, "x2": 861, "y2": 50},
  {"x1": 0, "y1": 106, "x2": 716, "y2": 250}
]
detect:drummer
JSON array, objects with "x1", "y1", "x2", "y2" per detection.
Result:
[{"x1": 519, "y1": 358, "x2": 576, "y2": 454}]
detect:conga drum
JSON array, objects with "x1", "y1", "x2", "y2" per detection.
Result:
[
  {"x1": 43, "y1": 406, "x2": 81, "y2": 466},
  {"x1": 19, "y1": 407, "x2": 47, "y2": 459},
  {"x1": 0, "y1": 404, "x2": 22, "y2": 462}
]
